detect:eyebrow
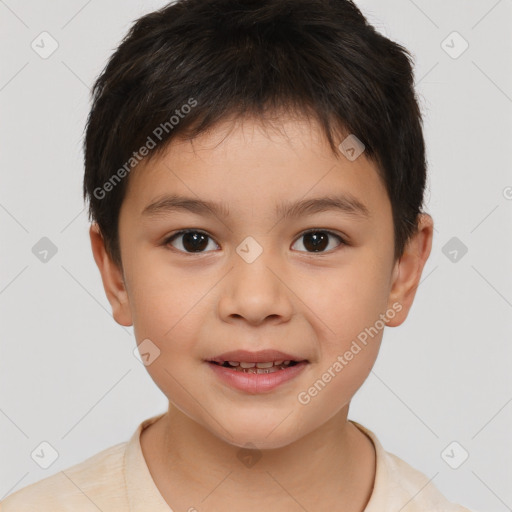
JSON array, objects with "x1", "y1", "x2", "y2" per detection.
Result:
[{"x1": 141, "y1": 193, "x2": 370, "y2": 220}]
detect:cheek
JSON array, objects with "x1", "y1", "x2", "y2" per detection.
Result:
[
  {"x1": 127, "y1": 262, "x2": 195, "y2": 344},
  {"x1": 132, "y1": 294, "x2": 203, "y2": 349},
  {"x1": 128, "y1": 274, "x2": 207, "y2": 404},
  {"x1": 296, "y1": 254, "x2": 391, "y2": 341},
  {"x1": 299, "y1": 347, "x2": 378, "y2": 419}
]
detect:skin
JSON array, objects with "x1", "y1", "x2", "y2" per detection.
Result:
[{"x1": 90, "y1": 114, "x2": 433, "y2": 512}]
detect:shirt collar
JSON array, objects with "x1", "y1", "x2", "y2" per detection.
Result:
[
  {"x1": 124, "y1": 412, "x2": 171, "y2": 512},
  {"x1": 350, "y1": 420, "x2": 394, "y2": 510}
]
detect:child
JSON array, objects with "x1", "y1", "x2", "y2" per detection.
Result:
[{"x1": 1, "y1": 0, "x2": 475, "y2": 510}]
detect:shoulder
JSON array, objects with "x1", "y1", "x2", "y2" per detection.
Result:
[
  {"x1": 384, "y1": 450, "x2": 475, "y2": 511},
  {"x1": 0, "y1": 440, "x2": 128, "y2": 512},
  {"x1": 350, "y1": 421, "x2": 477, "y2": 512}
]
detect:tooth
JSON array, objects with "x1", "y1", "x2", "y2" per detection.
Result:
[
  {"x1": 228, "y1": 361, "x2": 240, "y2": 366},
  {"x1": 274, "y1": 360, "x2": 284, "y2": 365},
  {"x1": 283, "y1": 360, "x2": 291, "y2": 365},
  {"x1": 255, "y1": 361, "x2": 274, "y2": 368},
  {"x1": 239, "y1": 361, "x2": 256, "y2": 368},
  {"x1": 235, "y1": 365, "x2": 282, "y2": 374},
  {"x1": 256, "y1": 367, "x2": 280, "y2": 374}
]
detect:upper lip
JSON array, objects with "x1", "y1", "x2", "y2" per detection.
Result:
[{"x1": 207, "y1": 349, "x2": 308, "y2": 364}]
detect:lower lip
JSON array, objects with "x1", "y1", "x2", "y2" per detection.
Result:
[{"x1": 206, "y1": 361, "x2": 308, "y2": 393}]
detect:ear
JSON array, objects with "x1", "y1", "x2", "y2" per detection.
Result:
[
  {"x1": 89, "y1": 223, "x2": 133, "y2": 327},
  {"x1": 386, "y1": 213, "x2": 434, "y2": 327}
]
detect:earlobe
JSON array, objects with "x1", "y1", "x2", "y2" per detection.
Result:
[
  {"x1": 89, "y1": 223, "x2": 133, "y2": 327},
  {"x1": 386, "y1": 213, "x2": 434, "y2": 327}
]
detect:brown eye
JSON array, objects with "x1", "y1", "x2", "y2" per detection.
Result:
[
  {"x1": 292, "y1": 230, "x2": 345, "y2": 253},
  {"x1": 165, "y1": 230, "x2": 219, "y2": 253}
]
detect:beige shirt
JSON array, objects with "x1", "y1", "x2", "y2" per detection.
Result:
[{"x1": 1, "y1": 413, "x2": 475, "y2": 511}]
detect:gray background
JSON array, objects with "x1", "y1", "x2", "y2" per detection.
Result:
[{"x1": 1, "y1": 1, "x2": 511, "y2": 510}]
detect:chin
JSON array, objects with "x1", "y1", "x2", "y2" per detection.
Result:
[{"x1": 211, "y1": 415, "x2": 306, "y2": 450}]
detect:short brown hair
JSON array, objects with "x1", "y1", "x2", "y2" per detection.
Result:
[{"x1": 83, "y1": 0, "x2": 427, "y2": 269}]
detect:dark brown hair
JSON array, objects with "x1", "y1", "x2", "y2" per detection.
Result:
[{"x1": 83, "y1": 0, "x2": 427, "y2": 269}]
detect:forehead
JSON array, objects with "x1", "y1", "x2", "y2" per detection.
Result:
[{"x1": 120, "y1": 115, "x2": 390, "y2": 223}]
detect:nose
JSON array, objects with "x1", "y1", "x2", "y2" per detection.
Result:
[{"x1": 217, "y1": 248, "x2": 294, "y2": 327}]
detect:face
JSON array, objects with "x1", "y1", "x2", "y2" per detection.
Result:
[{"x1": 91, "y1": 114, "x2": 433, "y2": 449}]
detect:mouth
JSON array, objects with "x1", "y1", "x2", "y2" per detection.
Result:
[
  {"x1": 208, "y1": 360, "x2": 304, "y2": 374},
  {"x1": 207, "y1": 348, "x2": 308, "y2": 371},
  {"x1": 206, "y1": 357, "x2": 309, "y2": 393},
  {"x1": 205, "y1": 349, "x2": 309, "y2": 392}
]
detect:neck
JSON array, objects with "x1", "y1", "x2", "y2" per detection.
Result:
[{"x1": 140, "y1": 403, "x2": 376, "y2": 512}]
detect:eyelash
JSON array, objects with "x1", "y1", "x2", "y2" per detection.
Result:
[{"x1": 163, "y1": 229, "x2": 348, "y2": 255}]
